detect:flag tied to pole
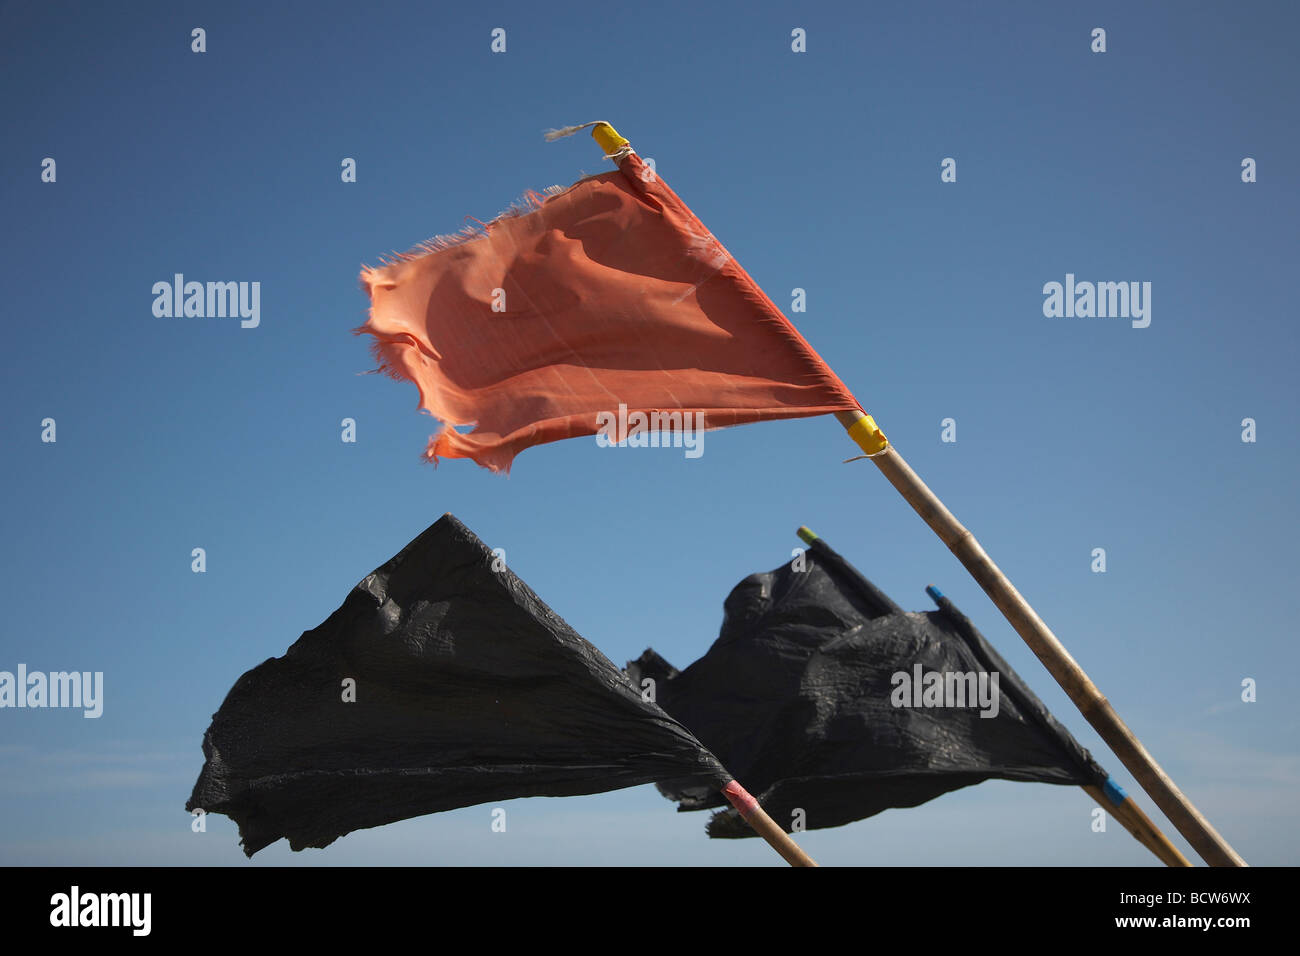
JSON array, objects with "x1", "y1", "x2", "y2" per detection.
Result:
[
  {"x1": 628, "y1": 534, "x2": 1109, "y2": 837},
  {"x1": 358, "y1": 127, "x2": 859, "y2": 472},
  {"x1": 186, "y1": 514, "x2": 729, "y2": 856}
]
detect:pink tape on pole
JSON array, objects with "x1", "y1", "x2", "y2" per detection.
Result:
[{"x1": 722, "y1": 780, "x2": 760, "y2": 818}]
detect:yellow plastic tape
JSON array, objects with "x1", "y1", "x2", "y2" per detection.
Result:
[
  {"x1": 591, "y1": 122, "x2": 629, "y2": 156},
  {"x1": 846, "y1": 414, "x2": 889, "y2": 456}
]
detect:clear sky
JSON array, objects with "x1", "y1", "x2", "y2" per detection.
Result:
[{"x1": 1, "y1": 0, "x2": 1296, "y2": 866}]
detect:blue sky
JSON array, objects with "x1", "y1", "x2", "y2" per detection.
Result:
[{"x1": 1, "y1": 0, "x2": 1296, "y2": 866}]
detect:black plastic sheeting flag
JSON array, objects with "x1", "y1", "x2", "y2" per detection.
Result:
[
  {"x1": 187, "y1": 514, "x2": 729, "y2": 856},
  {"x1": 627, "y1": 535, "x2": 1108, "y2": 838}
]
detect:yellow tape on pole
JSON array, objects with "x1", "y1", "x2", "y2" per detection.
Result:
[
  {"x1": 591, "y1": 123, "x2": 629, "y2": 156},
  {"x1": 845, "y1": 414, "x2": 888, "y2": 456}
]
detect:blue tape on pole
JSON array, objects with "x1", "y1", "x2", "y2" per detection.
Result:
[
  {"x1": 926, "y1": 585, "x2": 944, "y2": 604},
  {"x1": 1103, "y1": 777, "x2": 1128, "y2": 806}
]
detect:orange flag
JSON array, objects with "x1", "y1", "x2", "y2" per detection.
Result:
[{"x1": 359, "y1": 131, "x2": 859, "y2": 472}]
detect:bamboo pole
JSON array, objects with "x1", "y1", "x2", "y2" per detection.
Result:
[
  {"x1": 723, "y1": 780, "x2": 818, "y2": 866},
  {"x1": 835, "y1": 409, "x2": 1245, "y2": 866},
  {"x1": 1083, "y1": 781, "x2": 1191, "y2": 867},
  {"x1": 1111, "y1": 787, "x2": 1193, "y2": 867}
]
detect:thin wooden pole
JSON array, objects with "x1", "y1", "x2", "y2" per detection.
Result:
[
  {"x1": 1113, "y1": 789, "x2": 1194, "y2": 867},
  {"x1": 836, "y1": 410, "x2": 1245, "y2": 866},
  {"x1": 722, "y1": 780, "x2": 818, "y2": 866},
  {"x1": 1083, "y1": 782, "x2": 1191, "y2": 867}
]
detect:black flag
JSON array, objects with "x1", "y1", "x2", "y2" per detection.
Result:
[
  {"x1": 187, "y1": 514, "x2": 728, "y2": 856},
  {"x1": 628, "y1": 535, "x2": 1108, "y2": 837}
]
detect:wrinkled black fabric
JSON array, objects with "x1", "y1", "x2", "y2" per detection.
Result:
[
  {"x1": 187, "y1": 514, "x2": 729, "y2": 856},
  {"x1": 628, "y1": 536, "x2": 1108, "y2": 838}
]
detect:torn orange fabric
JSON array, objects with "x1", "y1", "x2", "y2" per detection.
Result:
[{"x1": 358, "y1": 151, "x2": 860, "y2": 473}]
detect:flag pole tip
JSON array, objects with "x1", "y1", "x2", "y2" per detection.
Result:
[
  {"x1": 541, "y1": 121, "x2": 629, "y2": 157},
  {"x1": 591, "y1": 122, "x2": 628, "y2": 155},
  {"x1": 796, "y1": 526, "x2": 818, "y2": 544}
]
